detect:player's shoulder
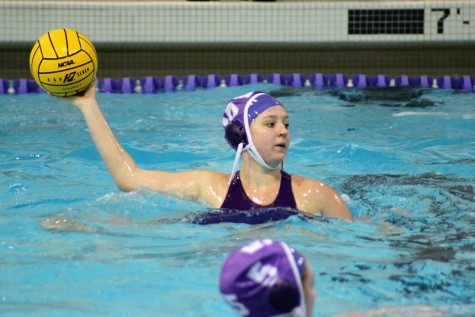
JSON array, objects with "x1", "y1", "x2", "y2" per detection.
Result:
[
  {"x1": 290, "y1": 174, "x2": 338, "y2": 198},
  {"x1": 291, "y1": 173, "x2": 326, "y2": 187}
]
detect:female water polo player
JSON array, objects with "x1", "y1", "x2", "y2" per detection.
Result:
[
  {"x1": 64, "y1": 81, "x2": 353, "y2": 221},
  {"x1": 220, "y1": 239, "x2": 315, "y2": 317}
]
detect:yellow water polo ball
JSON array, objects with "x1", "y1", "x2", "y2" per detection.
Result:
[{"x1": 29, "y1": 28, "x2": 98, "y2": 97}]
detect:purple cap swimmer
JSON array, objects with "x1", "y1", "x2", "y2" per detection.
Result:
[
  {"x1": 222, "y1": 92, "x2": 286, "y2": 182},
  {"x1": 220, "y1": 239, "x2": 306, "y2": 317}
]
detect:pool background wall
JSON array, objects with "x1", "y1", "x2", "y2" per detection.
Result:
[{"x1": 1, "y1": 0, "x2": 474, "y2": 79}]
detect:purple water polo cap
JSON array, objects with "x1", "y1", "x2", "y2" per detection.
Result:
[
  {"x1": 223, "y1": 91, "x2": 284, "y2": 150},
  {"x1": 220, "y1": 239, "x2": 306, "y2": 317},
  {"x1": 222, "y1": 92, "x2": 286, "y2": 182}
]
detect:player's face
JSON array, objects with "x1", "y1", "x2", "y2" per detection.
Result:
[{"x1": 250, "y1": 106, "x2": 290, "y2": 166}]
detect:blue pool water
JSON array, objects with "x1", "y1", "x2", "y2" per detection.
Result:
[{"x1": 1, "y1": 84, "x2": 474, "y2": 316}]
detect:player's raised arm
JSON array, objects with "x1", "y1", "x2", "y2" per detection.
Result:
[
  {"x1": 67, "y1": 81, "x2": 142, "y2": 192},
  {"x1": 66, "y1": 82, "x2": 229, "y2": 207}
]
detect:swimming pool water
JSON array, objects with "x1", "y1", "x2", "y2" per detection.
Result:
[{"x1": 1, "y1": 84, "x2": 474, "y2": 316}]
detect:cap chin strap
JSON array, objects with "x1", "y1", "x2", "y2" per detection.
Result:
[
  {"x1": 229, "y1": 142, "x2": 244, "y2": 184},
  {"x1": 228, "y1": 143, "x2": 282, "y2": 185},
  {"x1": 280, "y1": 242, "x2": 307, "y2": 317}
]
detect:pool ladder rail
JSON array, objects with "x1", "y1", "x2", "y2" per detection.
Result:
[{"x1": 2, "y1": 73, "x2": 475, "y2": 94}]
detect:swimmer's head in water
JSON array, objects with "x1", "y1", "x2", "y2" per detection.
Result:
[
  {"x1": 223, "y1": 92, "x2": 285, "y2": 181},
  {"x1": 223, "y1": 91, "x2": 284, "y2": 150},
  {"x1": 220, "y1": 239, "x2": 306, "y2": 317}
]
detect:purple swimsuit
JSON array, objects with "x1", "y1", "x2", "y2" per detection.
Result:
[
  {"x1": 220, "y1": 170, "x2": 297, "y2": 210},
  {"x1": 190, "y1": 170, "x2": 298, "y2": 225}
]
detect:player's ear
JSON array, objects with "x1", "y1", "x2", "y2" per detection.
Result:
[
  {"x1": 268, "y1": 279, "x2": 300, "y2": 313},
  {"x1": 224, "y1": 120, "x2": 247, "y2": 149}
]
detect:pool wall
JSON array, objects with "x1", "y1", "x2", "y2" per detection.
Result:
[{"x1": 1, "y1": 0, "x2": 475, "y2": 79}]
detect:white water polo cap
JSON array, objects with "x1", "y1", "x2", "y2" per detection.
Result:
[{"x1": 222, "y1": 91, "x2": 285, "y2": 181}]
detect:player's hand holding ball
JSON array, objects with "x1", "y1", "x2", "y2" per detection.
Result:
[{"x1": 29, "y1": 28, "x2": 98, "y2": 97}]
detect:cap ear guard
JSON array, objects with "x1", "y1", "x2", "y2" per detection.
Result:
[
  {"x1": 268, "y1": 279, "x2": 300, "y2": 313},
  {"x1": 224, "y1": 120, "x2": 248, "y2": 150}
]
